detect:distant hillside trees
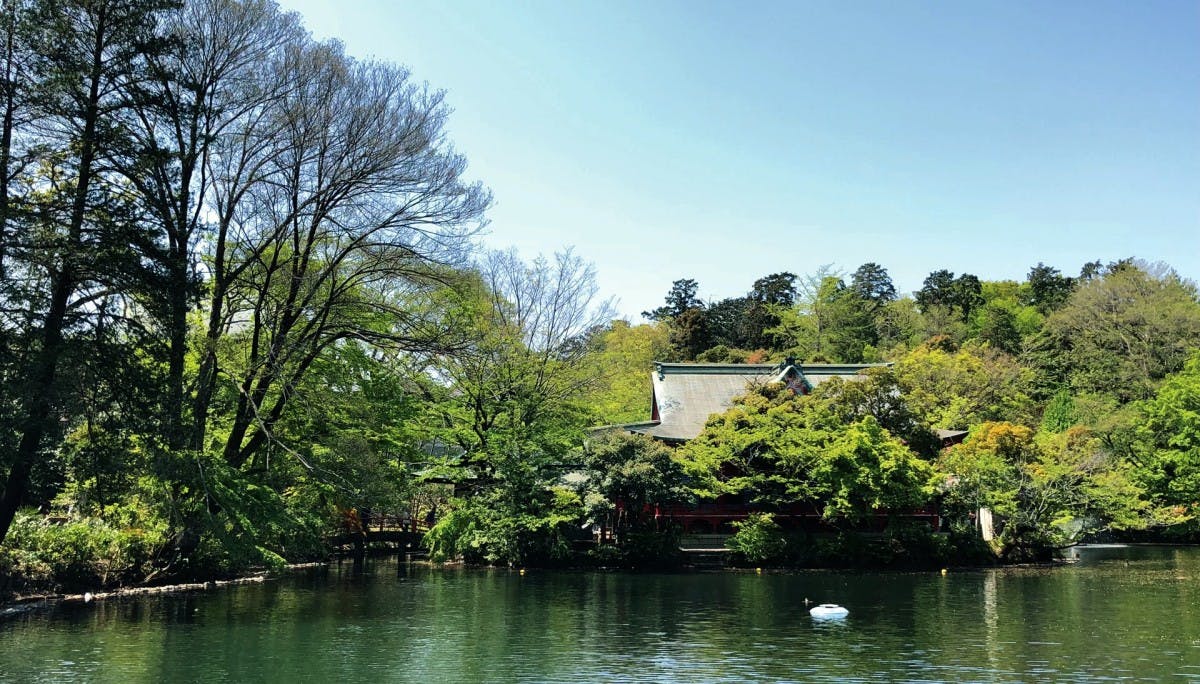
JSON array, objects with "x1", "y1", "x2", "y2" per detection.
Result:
[
  {"x1": 1026, "y1": 262, "x2": 1200, "y2": 403},
  {"x1": 626, "y1": 256, "x2": 1200, "y2": 559},
  {"x1": 642, "y1": 259, "x2": 1199, "y2": 390}
]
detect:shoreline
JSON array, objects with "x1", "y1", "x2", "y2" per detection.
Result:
[
  {"x1": 0, "y1": 562, "x2": 328, "y2": 612},
  {"x1": 5, "y1": 541, "x2": 1193, "y2": 611}
]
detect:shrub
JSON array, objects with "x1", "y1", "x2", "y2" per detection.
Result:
[
  {"x1": 787, "y1": 526, "x2": 997, "y2": 569},
  {"x1": 619, "y1": 527, "x2": 682, "y2": 569},
  {"x1": 0, "y1": 510, "x2": 169, "y2": 593},
  {"x1": 585, "y1": 543, "x2": 623, "y2": 567},
  {"x1": 726, "y1": 513, "x2": 786, "y2": 565}
]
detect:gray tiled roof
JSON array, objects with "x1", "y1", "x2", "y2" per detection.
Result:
[{"x1": 628, "y1": 362, "x2": 887, "y2": 442}]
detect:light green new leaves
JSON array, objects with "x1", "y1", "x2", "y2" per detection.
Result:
[
  {"x1": 678, "y1": 384, "x2": 933, "y2": 522},
  {"x1": 1134, "y1": 351, "x2": 1200, "y2": 519}
]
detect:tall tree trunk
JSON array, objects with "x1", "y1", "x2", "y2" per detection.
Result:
[
  {"x1": 0, "y1": 1, "x2": 18, "y2": 280},
  {"x1": 0, "y1": 272, "x2": 73, "y2": 539},
  {"x1": 189, "y1": 258, "x2": 225, "y2": 451},
  {"x1": 0, "y1": 5, "x2": 105, "y2": 543},
  {"x1": 164, "y1": 256, "x2": 188, "y2": 450}
]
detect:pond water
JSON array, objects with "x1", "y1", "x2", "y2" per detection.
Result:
[{"x1": 2, "y1": 545, "x2": 1198, "y2": 682}]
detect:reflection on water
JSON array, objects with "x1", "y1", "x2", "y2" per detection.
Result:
[{"x1": 1, "y1": 546, "x2": 1198, "y2": 683}]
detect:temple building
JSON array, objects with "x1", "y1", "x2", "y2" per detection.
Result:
[
  {"x1": 622, "y1": 359, "x2": 887, "y2": 444},
  {"x1": 604, "y1": 359, "x2": 953, "y2": 535}
]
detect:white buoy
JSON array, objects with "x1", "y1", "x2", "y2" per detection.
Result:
[{"x1": 809, "y1": 603, "x2": 848, "y2": 618}]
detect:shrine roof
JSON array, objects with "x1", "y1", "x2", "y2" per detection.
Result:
[{"x1": 627, "y1": 361, "x2": 887, "y2": 443}]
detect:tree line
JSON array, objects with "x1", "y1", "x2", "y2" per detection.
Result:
[
  {"x1": 0, "y1": 0, "x2": 496, "y2": 584},
  {"x1": 616, "y1": 258, "x2": 1200, "y2": 562},
  {"x1": 639, "y1": 258, "x2": 1199, "y2": 400},
  {"x1": 2, "y1": 0, "x2": 1198, "y2": 589},
  {"x1": 1, "y1": 0, "x2": 637, "y2": 588}
]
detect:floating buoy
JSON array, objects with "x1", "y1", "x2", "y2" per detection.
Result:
[
  {"x1": 941, "y1": 568, "x2": 948, "y2": 576},
  {"x1": 756, "y1": 567, "x2": 762, "y2": 574},
  {"x1": 519, "y1": 568, "x2": 525, "y2": 576},
  {"x1": 83, "y1": 592, "x2": 93, "y2": 603},
  {"x1": 809, "y1": 603, "x2": 849, "y2": 619}
]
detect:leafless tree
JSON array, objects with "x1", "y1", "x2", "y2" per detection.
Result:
[
  {"x1": 119, "y1": 0, "x2": 306, "y2": 450},
  {"x1": 431, "y1": 248, "x2": 615, "y2": 456},
  {"x1": 199, "y1": 35, "x2": 489, "y2": 468}
]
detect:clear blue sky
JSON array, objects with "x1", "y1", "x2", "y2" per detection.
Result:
[{"x1": 279, "y1": 0, "x2": 1199, "y2": 319}]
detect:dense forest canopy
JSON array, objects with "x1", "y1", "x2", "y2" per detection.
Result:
[
  {"x1": 1, "y1": 0, "x2": 1198, "y2": 586},
  {"x1": 636, "y1": 259, "x2": 1200, "y2": 560},
  {"x1": 0, "y1": 0, "x2": 493, "y2": 572}
]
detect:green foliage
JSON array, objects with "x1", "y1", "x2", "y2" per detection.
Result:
[
  {"x1": 874, "y1": 298, "x2": 927, "y2": 352},
  {"x1": 1030, "y1": 261, "x2": 1200, "y2": 403},
  {"x1": 696, "y1": 344, "x2": 753, "y2": 363},
  {"x1": 916, "y1": 270, "x2": 984, "y2": 322},
  {"x1": 423, "y1": 474, "x2": 584, "y2": 567},
  {"x1": 1025, "y1": 262, "x2": 1075, "y2": 314},
  {"x1": 398, "y1": 251, "x2": 616, "y2": 568},
  {"x1": 726, "y1": 513, "x2": 786, "y2": 565},
  {"x1": 974, "y1": 304, "x2": 1023, "y2": 355},
  {"x1": 581, "y1": 432, "x2": 690, "y2": 533},
  {"x1": 1132, "y1": 352, "x2": 1200, "y2": 522},
  {"x1": 584, "y1": 321, "x2": 672, "y2": 425},
  {"x1": 58, "y1": 426, "x2": 148, "y2": 516},
  {"x1": 916, "y1": 270, "x2": 957, "y2": 312},
  {"x1": 642, "y1": 278, "x2": 703, "y2": 321},
  {"x1": 202, "y1": 466, "x2": 323, "y2": 570},
  {"x1": 679, "y1": 383, "x2": 934, "y2": 522},
  {"x1": 669, "y1": 308, "x2": 710, "y2": 360},
  {"x1": 815, "y1": 416, "x2": 934, "y2": 520},
  {"x1": 1040, "y1": 391, "x2": 1076, "y2": 433},
  {"x1": 142, "y1": 449, "x2": 328, "y2": 577},
  {"x1": 850, "y1": 263, "x2": 897, "y2": 305},
  {"x1": 538, "y1": 432, "x2": 694, "y2": 569},
  {"x1": 893, "y1": 340, "x2": 1035, "y2": 429},
  {"x1": 703, "y1": 298, "x2": 751, "y2": 351},
  {"x1": 418, "y1": 250, "x2": 609, "y2": 464},
  {"x1": 647, "y1": 273, "x2": 797, "y2": 356},
  {"x1": 276, "y1": 341, "x2": 426, "y2": 518},
  {"x1": 771, "y1": 270, "x2": 878, "y2": 363},
  {"x1": 812, "y1": 370, "x2": 942, "y2": 458},
  {"x1": 741, "y1": 273, "x2": 798, "y2": 350},
  {"x1": 937, "y1": 422, "x2": 1151, "y2": 560},
  {"x1": 424, "y1": 505, "x2": 483, "y2": 563},
  {"x1": 761, "y1": 264, "x2": 915, "y2": 362},
  {"x1": 0, "y1": 509, "x2": 169, "y2": 593}
]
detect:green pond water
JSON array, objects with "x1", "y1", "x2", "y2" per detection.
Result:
[{"x1": 2, "y1": 545, "x2": 1198, "y2": 682}]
